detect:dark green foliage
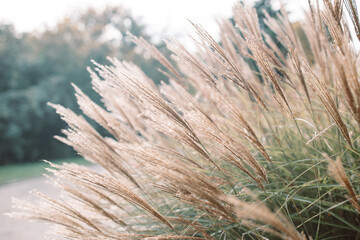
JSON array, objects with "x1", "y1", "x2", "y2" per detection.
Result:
[{"x1": 231, "y1": 0, "x2": 285, "y2": 84}]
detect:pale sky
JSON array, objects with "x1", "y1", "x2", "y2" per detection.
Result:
[{"x1": 0, "y1": 0, "x2": 308, "y2": 44}]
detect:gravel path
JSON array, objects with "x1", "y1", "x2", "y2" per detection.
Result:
[{"x1": 0, "y1": 175, "x2": 61, "y2": 239}]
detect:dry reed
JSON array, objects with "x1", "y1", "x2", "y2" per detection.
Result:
[{"x1": 10, "y1": 1, "x2": 360, "y2": 239}]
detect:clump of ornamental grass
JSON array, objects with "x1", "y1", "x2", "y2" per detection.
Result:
[{"x1": 9, "y1": 0, "x2": 360, "y2": 239}]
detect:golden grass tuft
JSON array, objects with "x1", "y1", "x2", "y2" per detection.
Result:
[{"x1": 10, "y1": 1, "x2": 360, "y2": 239}]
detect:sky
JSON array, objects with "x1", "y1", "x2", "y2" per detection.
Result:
[
  {"x1": 0, "y1": 0, "x2": 233, "y2": 39},
  {"x1": 0, "y1": 0, "x2": 309, "y2": 46}
]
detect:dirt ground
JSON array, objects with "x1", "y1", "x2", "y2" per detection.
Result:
[{"x1": 0, "y1": 175, "x2": 60, "y2": 239}]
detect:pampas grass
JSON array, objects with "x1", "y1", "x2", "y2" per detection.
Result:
[{"x1": 10, "y1": 1, "x2": 360, "y2": 239}]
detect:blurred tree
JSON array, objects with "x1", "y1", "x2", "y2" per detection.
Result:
[
  {"x1": 0, "y1": 24, "x2": 26, "y2": 92},
  {"x1": 0, "y1": 6, "x2": 168, "y2": 165},
  {"x1": 230, "y1": 0, "x2": 284, "y2": 83},
  {"x1": 254, "y1": 0, "x2": 282, "y2": 45}
]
